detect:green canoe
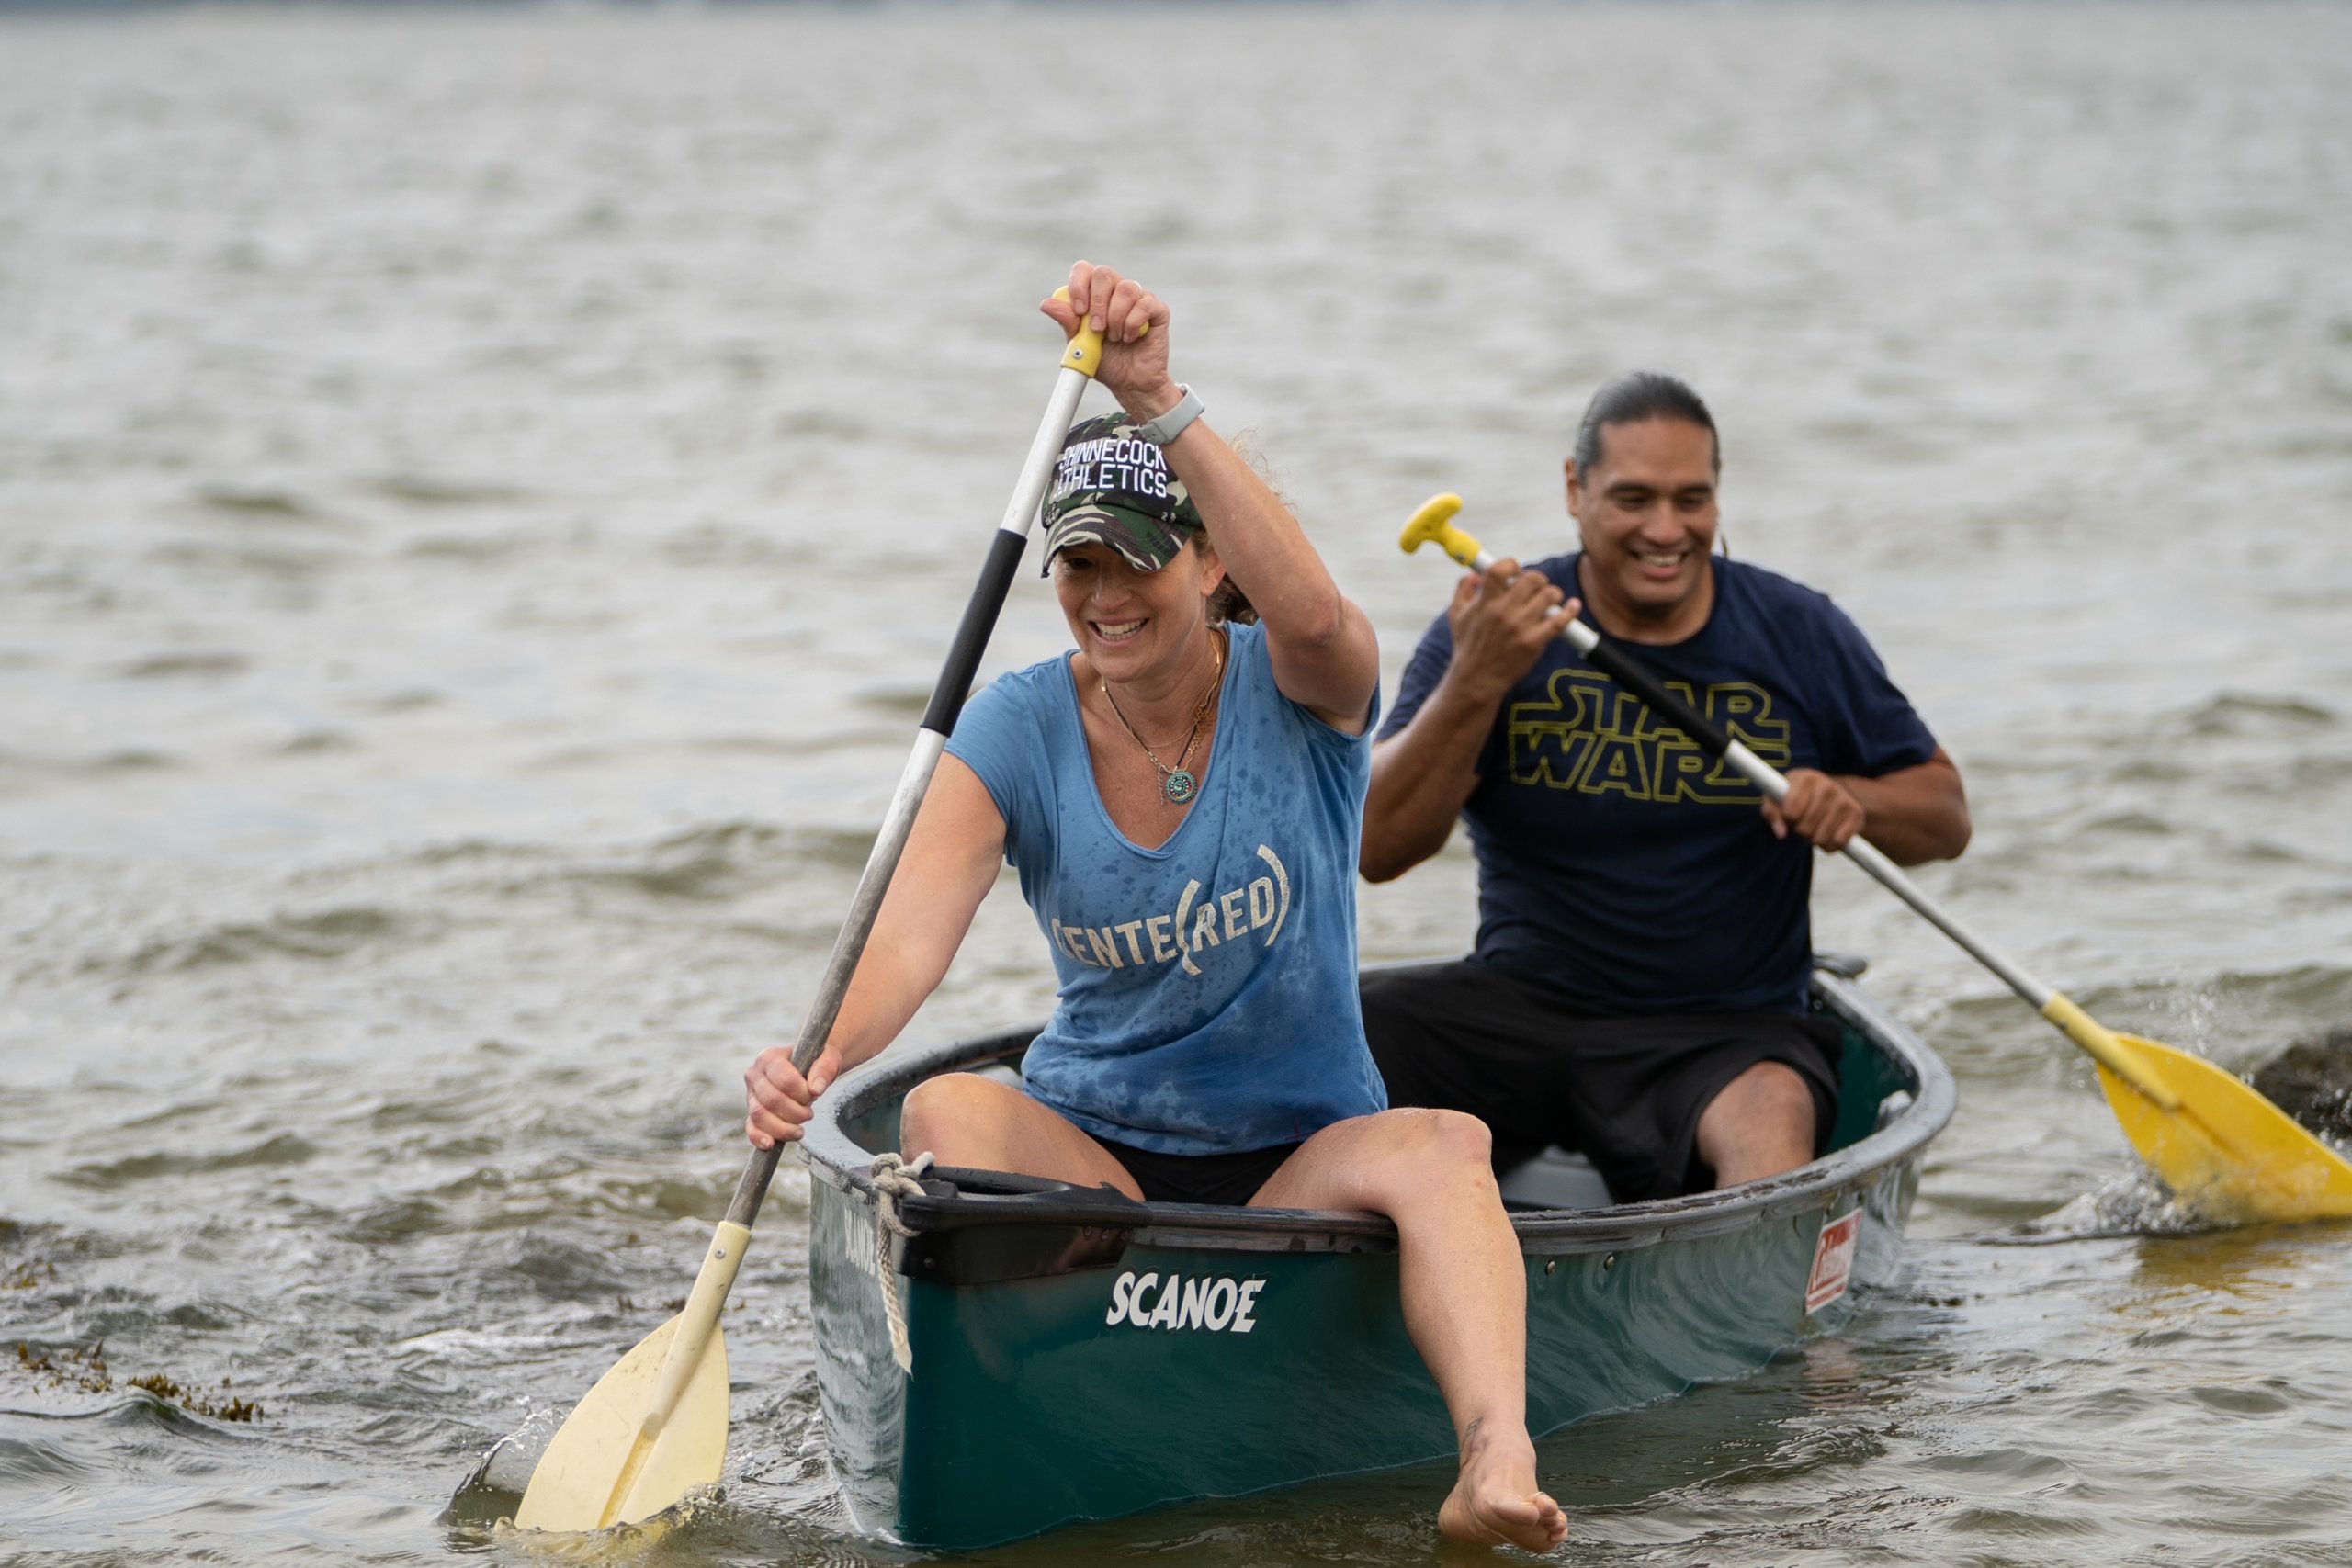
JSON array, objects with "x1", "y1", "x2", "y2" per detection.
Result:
[{"x1": 800, "y1": 957, "x2": 1953, "y2": 1550}]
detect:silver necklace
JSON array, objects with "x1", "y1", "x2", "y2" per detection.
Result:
[{"x1": 1100, "y1": 637, "x2": 1225, "y2": 805}]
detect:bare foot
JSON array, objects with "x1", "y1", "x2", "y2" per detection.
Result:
[{"x1": 1437, "y1": 1424, "x2": 1567, "y2": 1552}]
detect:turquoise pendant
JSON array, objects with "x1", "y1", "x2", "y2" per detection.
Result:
[{"x1": 1162, "y1": 768, "x2": 1197, "y2": 805}]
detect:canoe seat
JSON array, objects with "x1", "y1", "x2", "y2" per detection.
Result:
[
  {"x1": 961, "y1": 1061, "x2": 1618, "y2": 1210},
  {"x1": 1497, "y1": 1147, "x2": 1614, "y2": 1211}
]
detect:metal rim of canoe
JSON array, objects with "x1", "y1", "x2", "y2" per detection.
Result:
[{"x1": 800, "y1": 959, "x2": 1957, "y2": 1251}]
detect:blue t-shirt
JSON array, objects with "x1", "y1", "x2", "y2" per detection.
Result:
[
  {"x1": 946, "y1": 621, "x2": 1387, "y2": 1156},
  {"x1": 1381, "y1": 555, "x2": 1938, "y2": 1015}
]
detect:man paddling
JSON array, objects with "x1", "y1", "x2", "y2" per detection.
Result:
[{"x1": 1359, "y1": 373, "x2": 1972, "y2": 1201}]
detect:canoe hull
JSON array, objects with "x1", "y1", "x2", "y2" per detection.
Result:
[{"x1": 804, "y1": 964, "x2": 1949, "y2": 1550}]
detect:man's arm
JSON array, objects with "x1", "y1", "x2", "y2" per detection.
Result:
[
  {"x1": 1363, "y1": 673, "x2": 1495, "y2": 883},
  {"x1": 1763, "y1": 747, "x2": 1972, "y2": 866},
  {"x1": 1362, "y1": 561, "x2": 1574, "y2": 882}
]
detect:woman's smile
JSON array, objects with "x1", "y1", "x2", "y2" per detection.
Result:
[{"x1": 1054, "y1": 539, "x2": 1220, "y2": 690}]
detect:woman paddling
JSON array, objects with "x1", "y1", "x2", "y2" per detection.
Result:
[{"x1": 744, "y1": 262, "x2": 1566, "y2": 1553}]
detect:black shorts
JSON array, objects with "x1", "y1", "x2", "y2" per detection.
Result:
[
  {"x1": 1359, "y1": 961, "x2": 1842, "y2": 1203},
  {"x1": 1091, "y1": 1134, "x2": 1303, "y2": 1206}
]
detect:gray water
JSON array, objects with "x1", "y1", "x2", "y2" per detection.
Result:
[{"x1": 5, "y1": 3, "x2": 2352, "y2": 1562}]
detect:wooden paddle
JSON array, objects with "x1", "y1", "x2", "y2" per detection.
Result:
[
  {"x1": 1400, "y1": 493, "x2": 2352, "y2": 1224},
  {"x1": 514, "y1": 299, "x2": 1118, "y2": 1533}
]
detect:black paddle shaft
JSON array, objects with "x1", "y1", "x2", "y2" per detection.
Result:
[
  {"x1": 922, "y1": 528, "x2": 1031, "y2": 735},
  {"x1": 1573, "y1": 631, "x2": 1736, "y2": 759},
  {"x1": 1568, "y1": 610, "x2": 2076, "y2": 1018}
]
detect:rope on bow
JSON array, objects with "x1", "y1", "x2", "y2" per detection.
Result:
[{"x1": 869, "y1": 1150, "x2": 934, "y2": 1374}]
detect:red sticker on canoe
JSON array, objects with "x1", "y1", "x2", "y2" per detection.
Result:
[{"x1": 1805, "y1": 1209, "x2": 1862, "y2": 1315}]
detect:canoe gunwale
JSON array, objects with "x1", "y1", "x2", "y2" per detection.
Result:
[{"x1": 800, "y1": 961, "x2": 1954, "y2": 1261}]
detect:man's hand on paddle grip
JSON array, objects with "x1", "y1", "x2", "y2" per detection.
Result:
[
  {"x1": 1444, "y1": 560, "x2": 1577, "y2": 704},
  {"x1": 1762, "y1": 769, "x2": 1867, "y2": 852},
  {"x1": 745, "y1": 1045, "x2": 843, "y2": 1149}
]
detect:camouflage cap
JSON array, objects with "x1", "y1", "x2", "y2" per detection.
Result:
[{"x1": 1041, "y1": 413, "x2": 1204, "y2": 574}]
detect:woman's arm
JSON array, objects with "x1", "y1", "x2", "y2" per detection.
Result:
[
  {"x1": 1043, "y1": 263, "x2": 1380, "y2": 733},
  {"x1": 744, "y1": 755, "x2": 1007, "y2": 1147}
]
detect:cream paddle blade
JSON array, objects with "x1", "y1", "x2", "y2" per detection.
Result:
[
  {"x1": 1401, "y1": 496, "x2": 2352, "y2": 1224},
  {"x1": 514, "y1": 1287, "x2": 734, "y2": 1529},
  {"x1": 514, "y1": 296, "x2": 1114, "y2": 1530}
]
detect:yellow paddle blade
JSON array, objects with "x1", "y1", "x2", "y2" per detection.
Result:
[
  {"x1": 2094, "y1": 1032, "x2": 2352, "y2": 1224},
  {"x1": 514, "y1": 1314, "x2": 730, "y2": 1532}
]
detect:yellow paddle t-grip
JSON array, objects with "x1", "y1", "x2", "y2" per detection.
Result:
[
  {"x1": 1398, "y1": 493, "x2": 1482, "y2": 567},
  {"x1": 1052, "y1": 285, "x2": 1147, "y2": 379},
  {"x1": 2041, "y1": 992, "x2": 2181, "y2": 1111}
]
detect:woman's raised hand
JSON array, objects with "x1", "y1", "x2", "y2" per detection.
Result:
[
  {"x1": 1040, "y1": 260, "x2": 1177, "y2": 419},
  {"x1": 744, "y1": 1044, "x2": 843, "y2": 1149}
]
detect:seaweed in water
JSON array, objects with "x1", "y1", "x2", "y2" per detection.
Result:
[
  {"x1": 16, "y1": 1338, "x2": 113, "y2": 1393},
  {"x1": 126, "y1": 1372, "x2": 265, "y2": 1423},
  {"x1": 14, "y1": 1340, "x2": 264, "y2": 1422},
  {"x1": 4, "y1": 1258, "x2": 56, "y2": 1290},
  {"x1": 2251, "y1": 1030, "x2": 2352, "y2": 1144}
]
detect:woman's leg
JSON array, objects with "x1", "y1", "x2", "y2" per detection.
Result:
[
  {"x1": 1250, "y1": 1108, "x2": 1567, "y2": 1552},
  {"x1": 899, "y1": 1071, "x2": 1143, "y2": 1199}
]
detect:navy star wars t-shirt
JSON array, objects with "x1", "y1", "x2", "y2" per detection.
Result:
[{"x1": 1381, "y1": 554, "x2": 1938, "y2": 1015}]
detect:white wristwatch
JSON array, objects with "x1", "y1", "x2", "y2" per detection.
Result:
[{"x1": 1136, "y1": 384, "x2": 1204, "y2": 446}]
